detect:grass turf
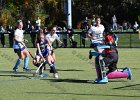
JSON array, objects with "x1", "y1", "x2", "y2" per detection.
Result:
[{"x1": 0, "y1": 48, "x2": 140, "y2": 100}]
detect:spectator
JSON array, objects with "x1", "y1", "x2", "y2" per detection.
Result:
[
  {"x1": 123, "y1": 21, "x2": 128, "y2": 30},
  {"x1": 31, "y1": 25, "x2": 37, "y2": 47},
  {"x1": 127, "y1": 21, "x2": 132, "y2": 30},
  {"x1": 55, "y1": 26, "x2": 62, "y2": 47},
  {"x1": 6, "y1": 25, "x2": 14, "y2": 47},
  {"x1": 36, "y1": 16, "x2": 41, "y2": 30},
  {"x1": 67, "y1": 26, "x2": 76, "y2": 47},
  {"x1": 25, "y1": 20, "x2": 32, "y2": 34},
  {"x1": 43, "y1": 27, "x2": 48, "y2": 34},
  {"x1": 92, "y1": 15, "x2": 96, "y2": 26},
  {"x1": 112, "y1": 15, "x2": 117, "y2": 30},
  {"x1": 133, "y1": 21, "x2": 139, "y2": 32},
  {"x1": 62, "y1": 27, "x2": 67, "y2": 47},
  {"x1": 0, "y1": 25, "x2": 6, "y2": 47},
  {"x1": 82, "y1": 17, "x2": 89, "y2": 31},
  {"x1": 80, "y1": 30, "x2": 86, "y2": 48}
]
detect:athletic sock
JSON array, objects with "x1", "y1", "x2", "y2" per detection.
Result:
[
  {"x1": 49, "y1": 64, "x2": 57, "y2": 73},
  {"x1": 49, "y1": 64, "x2": 54, "y2": 68},
  {"x1": 14, "y1": 59, "x2": 22, "y2": 69},
  {"x1": 24, "y1": 57, "x2": 29, "y2": 69},
  {"x1": 95, "y1": 64, "x2": 102, "y2": 79}
]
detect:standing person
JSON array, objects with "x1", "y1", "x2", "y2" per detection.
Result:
[
  {"x1": 81, "y1": 30, "x2": 86, "y2": 48},
  {"x1": 88, "y1": 17, "x2": 105, "y2": 59},
  {"x1": 36, "y1": 16, "x2": 41, "y2": 30},
  {"x1": 7, "y1": 25, "x2": 14, "y2": 47},
  {"x1": 92, "y1": 15, "x2": 96, "y2": 26},
  {"x1": 30, "y1": 25, "x2": 37, "y2": 47},
  {"x1": 83, "y1": 17, "x2": 89, "y2": 31},
  {"x1": 25, "y1": 20, "x2": 32, "y2": 34},
  {"x1": 0, "y1": 25, "x2": 6, "y2": 47},
  {"x1": 43, "y1": 27, "x2": 48, "y2": 34},
  {"x1": 13, "y1": 20, "x2": 30, "y2": 72},
  {"x1": 123, "y1": 21, "x2": 128, "y2": 30},
  {"x1": 67, "y1": 26, "x2": 75, "y2": 47},
  {"x1": 55, "y1": 26, "x2": 62, "y2": 47},
  {"x1": 62, "y1": 27, "x2": 67, "y2": 47},
  {"x1": 46, "y1": 26, "x2": 64, "y2": 62},
  {"x1": 112, "y1": 15, "x2": 117, "y2": 30},
  {"x1": 133, "y1": 21, "x2": 139, "y2": 32}
]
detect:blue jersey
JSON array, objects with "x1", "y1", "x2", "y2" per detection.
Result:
[{"x1": 36, "y1": 38, "x2": 49, "y2": 57}]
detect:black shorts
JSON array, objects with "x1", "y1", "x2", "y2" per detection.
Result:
[{"x1": 14, "y1": 49, "x2": 21, "y2": 53}]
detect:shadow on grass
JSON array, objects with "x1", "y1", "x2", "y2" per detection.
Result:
[
  {"x1": 0, "y1": 74, "x2": 30, "y2": 78},
  {"x1": 0, "y1": 70, "x2": 14, "y2": 74},
  {"x1": 57, "y1": 69, "x2": 85, "y2": 72},
  {"x1": 113, "y1": 84, "x2": 140, "y2": 90},
  {"x1": 41, "y1": 78, "x2": 90, "y2": 84},
  {"x1": 42, "y1": 78, "x2": 129, "y2": 84},
  {"x1": 0, "y1": 70, "x2": 34, "y2": 79},
  {"x1": 109, "y1": 80, "x2": 128, "y2": 82},
  {"x1": 26, "y1": 92, "x2": 140, "y2": 98},
  {"x1": 0, "y1": 70, "x2": 34, "y2": 74}
]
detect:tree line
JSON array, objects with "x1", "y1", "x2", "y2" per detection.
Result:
[{"x1": 0, "y1": 0, "x2": 139, "y2": 28}]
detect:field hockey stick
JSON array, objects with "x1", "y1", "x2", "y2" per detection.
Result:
[
  {"x1": 35, "y1": 62, "x2": 44, "y2": 73},
  {"x1": 24, "y1": 46, "x2": 35, "y2": 59},
  {"x1": 33, "y1": 60, "x2": 46, "y2": 76}
]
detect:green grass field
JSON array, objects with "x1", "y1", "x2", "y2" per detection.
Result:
[{"x1": 0, "y1": 48, "x2": 140, "y2": 100}]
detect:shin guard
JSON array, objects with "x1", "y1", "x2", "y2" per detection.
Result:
[{"x1": 107, "y1": 71, "x2": 128, "y2": 79}]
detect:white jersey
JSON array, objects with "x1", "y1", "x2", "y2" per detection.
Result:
[
  {"x1": 46, "y1": 33, "x2": 59, "y2": 44},
  {"x1": 88, "y1": 24, "x2": 104, "y2": 44},
  {"x1": 13, "y1": 29, "x2": 24, "y2": 49}
]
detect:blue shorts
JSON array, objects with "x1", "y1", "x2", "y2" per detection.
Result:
[
  {"x1": 90, "y1": 43, "x2": 104, "y2": 52},
  {"x1": 14, "y1": 47, "x2": 25, "y2": 53},
  {"x1": 90, "y1": 43, "x2": 104, "y2": 48}
]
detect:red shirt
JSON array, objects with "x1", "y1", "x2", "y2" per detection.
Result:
[{"x1": 104, "y1": 35, "x2": 116, "y2": 54}]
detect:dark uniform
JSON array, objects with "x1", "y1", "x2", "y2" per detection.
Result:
[
  {"x1": 36, "y1": 38, "x2": 49, "y2": 57},
  {"x1": 95, "y1": 32, "x2": 118, "y2": 79},
  {"x1": 103, "y1": 33, "x2": 118, "y2": 73}
]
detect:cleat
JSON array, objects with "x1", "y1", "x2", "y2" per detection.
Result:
[
  {"x1": 122, "y1": 67, "x2": 128, "y2": 72},
  {"x1": 53, "y1": 73, "x2": 59, "y2": 79},
  {"x1": 13, "y1": 68, "x2": 18, "y2": 73},
  {"x1": 93, "y1": 76, "x2": 108, "y2": 84},
  {"x1": 126, "y1": 68, "x2": 132, "y2": 80},
  {"x1": 23, "y1": 68, "x2": 31, "y2": 72},
  {"x1": 122, "y1": 67, "x2": 132, "y2": 80},
  {"x1": 94, "y1": 78, "x2": 102, "y2": 83}
]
